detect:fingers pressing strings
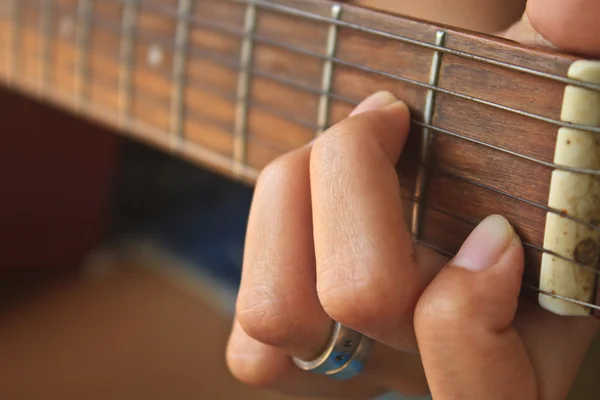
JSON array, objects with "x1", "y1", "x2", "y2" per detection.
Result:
[{"x1": 228, "y1": 92, "x2": 443, "y2": 397}]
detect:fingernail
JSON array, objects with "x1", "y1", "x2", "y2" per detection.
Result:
[
  {"x1": 350, "y1": 91, "x2": 397, "y2": 116},
  {"x1": 452, "y1": 215, "x2": 514, "y2": 272}
]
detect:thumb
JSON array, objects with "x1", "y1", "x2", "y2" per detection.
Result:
[
  {"x1": 414, "y1": 215, "x2": 538, "y2": 400},
  {"x1": 499, "y1": 0, "x2": 600, "y2": 57}
]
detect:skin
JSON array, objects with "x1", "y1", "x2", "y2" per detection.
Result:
[{"x1": 226, "y1": 0, "x2": 600, "y2": 398}]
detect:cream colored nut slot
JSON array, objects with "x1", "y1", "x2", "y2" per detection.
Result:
[{"x1": 540, "y1": 60, "x2": 600, "y2": 316}]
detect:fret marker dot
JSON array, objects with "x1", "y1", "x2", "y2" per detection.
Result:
[
  {"x1": 59, "y1": 17, "x2": 74, "y2": 38},
  {"x1": 147, "y1": 44, "x2": 164, "y2": 69}
]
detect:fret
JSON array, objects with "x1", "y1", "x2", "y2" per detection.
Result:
[
  {"x1": 39, "y1": 0, "x2": 52, "y2": 94},
  {"x1": 316, "y1": 3, "x2": 342, "y2": 136},
  {"x1": 233, "y1": 1, "x2": 258, "y2": 178},
  {"x1": 74, "y1": 0, "x2": 93, "y2": 109},
  {"x1": 7, "y1": 0, "x2": 19, "y2": 85},
  {"x1": 169, "y1": 0, "x2": 193, "y2": 151},
  {"x1": 118, "y1": 0, "x2": 138, "y2": 127},
  {"x1": 411, "y1": 30, "x2": 446, "y2": 240}
]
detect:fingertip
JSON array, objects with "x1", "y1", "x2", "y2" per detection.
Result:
[
  {"x1": 350, "y1": 90, "x2": 397, "y2": 116},
  {"x1": 451, "y1": 214, "x2": 515, "y2": 272},
  {"x1": 415, "y1": 215, "x2": 525, "y2": 334},
  {"x1": 384, "y1": 100, "x2": 411, "y2": 130}
]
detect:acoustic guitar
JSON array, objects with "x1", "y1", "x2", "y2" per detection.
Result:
[{"x1": 1, "y1": 0, "x2": 599, "y2": 319}]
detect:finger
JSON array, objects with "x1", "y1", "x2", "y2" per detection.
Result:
[
  {"x1": 415, "y1": 215, "x2": 539, "y2": 399},
  {"x1": 500, "y1": 0, "x2": 600, "y2": 56},
  {"x1": 235, "y1": 142, "x2": 332, "y2": 361},
  {"x1": 311, "y1": 93, "x2": 426, "y2": 352},
  {"x1": 230, "y1": 139, "x2": 386, "y2": 397},
  {"x1": 235, "y1": 91, "x2": 402, "y2": 362}
]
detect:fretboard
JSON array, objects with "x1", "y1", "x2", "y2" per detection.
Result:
[{"x1": 1, "y1": 0, "x2": 599, "y2": 317}]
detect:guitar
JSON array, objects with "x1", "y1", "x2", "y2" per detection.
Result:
[{"x1": 1, "y1": 0, "x2": 599, "y2": 319}]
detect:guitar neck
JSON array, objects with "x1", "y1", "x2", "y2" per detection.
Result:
[{"x1": 1, "y1": 0, "x2": 599, "y2": 317}]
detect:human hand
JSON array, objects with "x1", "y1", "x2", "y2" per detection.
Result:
[
  {"x1": 225, "y1": 88, "x2": 599, "y2": 399},
  {"x1": 226, "y1": 1, "x2": 600, "y2": 398}
]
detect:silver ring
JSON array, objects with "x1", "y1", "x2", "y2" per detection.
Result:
[
  {"x1": 327, "y1": 332, "x2": 373, "y2": 380},
  {"x1": 292, "y1": 322, "x2": 373, "y2": 380}
]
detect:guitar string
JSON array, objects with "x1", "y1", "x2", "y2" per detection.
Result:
[
  {"x1": 416, "y1": 240, "x2": 600, "y2": 313},
  {"x1": 18, "y1": 6, "x2": 600, "y2": 268},
  {"x1": 36, "y1": 0, "x2": 600, "y2": 136},
  {"x1": 124, "y1": 0, "x2": 600, "y2": 135},
  {"x1": 11, "y1": 1, "x2": 600, "y2": 304},
  {"x1": 46, "y1": 10, "x2": 600, "y2": 179},
  {"x1": 44, "y1": 13, "x2": 600, "y2": 235},
  {"x1": 131, "y1": 0, "x2": 600, "y2": 94},
  {"x1": 11, "y1": 70, "x2": 599, "y2": 311},
  {"x1": 41, "y1": 16, "x2": 600, "y2": 241},
  {"x1": 67, "y1": 64, "x2": 600, "y2": 278}
]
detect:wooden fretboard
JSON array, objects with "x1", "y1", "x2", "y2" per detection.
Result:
[{"x1": 1, "y1": 0, "x2": 599, "y2": 316}]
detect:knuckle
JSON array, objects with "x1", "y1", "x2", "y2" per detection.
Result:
[
  {"x1": 317, "y1": 258, "x2": 411, "y2": 331},
  {"x1": 256, "y1": 151, "x2": 304, "y2": 191},
  {"x1": 236, "y1": 291, "x2": 300, "y2": 349},
  {"x1": 416, "y1": 275, "x2": 481, "y2": 332}
]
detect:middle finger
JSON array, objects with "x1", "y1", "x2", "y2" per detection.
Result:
[{"x1": 311, "y1": 93, "x2": 431, "y2": 352}]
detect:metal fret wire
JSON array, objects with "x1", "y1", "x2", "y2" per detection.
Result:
[
  {"x1": 128, "y1": 0, "x2": 600, "y2": 135},
  {"x1": 49, "y1": 17, "x2": 600, "y2": 178},
  {"x1": 39, "y1": 48, "x2": 600, "y2": 281},
  {"x1": 73, "y1": 64, "x2": 600, "y2": 276},
  {"x1": 48, "y1": 20, "x2": 600, "y2": 237},
  {"x1": 51, "y1": 0, "x2": 600, "y2": 136},
  {"x1": 74, "y1": 0, "x2": 93, "y2": 110},
  {"x1": 9, "y1": 76, "x2": 598, "y2": 310},
  {"x1": 38, "y1": 0, "x2": 52, "y2": 94},
  {"x1": 316, "y1": 4, "x2": 341, "y2": 136},
  {"x1": 118, "y1": 0, "x2": 138, "y2": 127},
  {"x1": 169, "y1": 0, "x2": 193, "y2": 151},
  {"x1": 116, "y1": 0, "x2": 600, "y2": 94},
  {"x1": 8, "y1": 1, "x2": 600, "y2": 308},
  {"x1": 18, "y1": 20, "x2": 600, "y2": 244},
  {"x1": 233, "y1": 1, "x2": 257, "y2": 177},
  {"x1": 412, "y1": 30, "x2": 446, "y2": 240}
]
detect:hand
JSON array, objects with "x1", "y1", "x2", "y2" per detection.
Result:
[
  {"x1": 226, "y1": 1, "x2": 600, "y2": 398},
  {"x1": 226, "y1": 88, "x2": 598, "y2": 399}
]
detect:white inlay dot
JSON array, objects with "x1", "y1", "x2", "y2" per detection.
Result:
[
  {"x1": 59, "y1": 16, "x2": 74, "y2": 38},
  {"x1": 147, "y1": 44, "x2": 164, "y2": 69}
]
